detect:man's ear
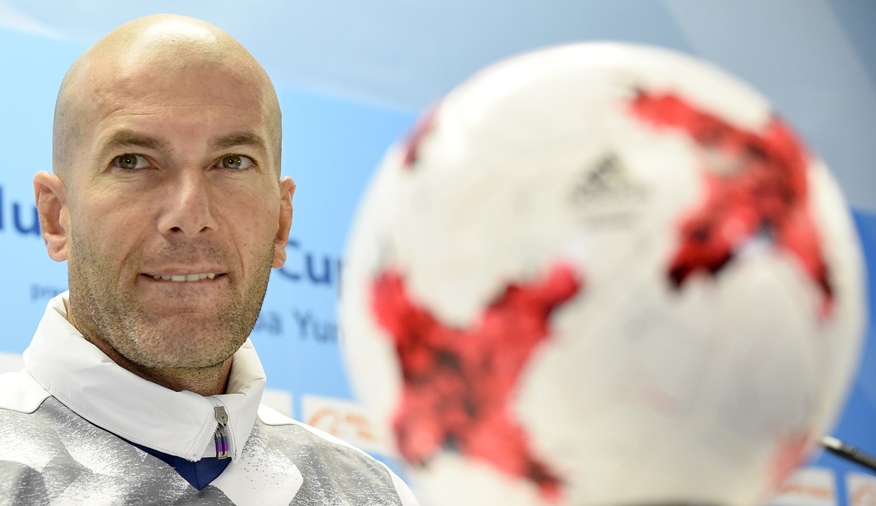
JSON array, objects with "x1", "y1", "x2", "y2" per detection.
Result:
[
  {"x1": 33, "y1": 171, "x2": 70, "y2": 262},
  {"x1": 272, "y1": 177, "x2": 296, "y2": 269}
]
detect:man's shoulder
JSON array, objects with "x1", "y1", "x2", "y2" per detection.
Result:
[
  {"x1": 254, "y1": 402, "x2": 382, "y2": 465},
  {"x1": 252, "y1": 403, "x2": 419, "y2": 506},
  {"x1": 255, "y1": 403, "x2": 296, "y2": 426},
  {"x1": 256, "y1": 403, "x2": 365, "y2": 449},
  {"x1": 0, "y1": 369, "x2": 50, "y2": 414},
  {"x1": 254, "y1": 403, "x2": 387, "y2": 468}
]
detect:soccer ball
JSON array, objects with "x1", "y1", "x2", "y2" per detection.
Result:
[{"x1": 340, "y1": 43, "x2": 866, "y2": 506}]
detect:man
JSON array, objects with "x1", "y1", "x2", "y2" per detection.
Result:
[{"x1": 0, "y1": 14, "x2": 418, "y2": 505}]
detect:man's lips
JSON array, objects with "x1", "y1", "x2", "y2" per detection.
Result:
[{"x1": 140, "y1": 271, "x2": 227, "y2": 282}]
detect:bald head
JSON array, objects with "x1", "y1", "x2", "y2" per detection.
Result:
[{"x1": 53, "y1": 14, "x2": 282, "y2": 181}]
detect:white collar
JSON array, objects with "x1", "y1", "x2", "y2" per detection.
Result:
[{"x1": 23, "y1": 292, "x2": 266, "y2": 462}]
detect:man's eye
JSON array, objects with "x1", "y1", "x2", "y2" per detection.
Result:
[
  {"x1": 219, "y1": 154, "x2": 255, "y2": 170},
  {"x1": 112, "y1": 154, "x2": 149, "y2": 170}
]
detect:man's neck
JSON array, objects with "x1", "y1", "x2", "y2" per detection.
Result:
[
  {"x1": 86, "y1": 334, "x2": 233, "y2": 396},
  {"x1": 64, "y1": 299, "x2": 233, "y2": 396}
]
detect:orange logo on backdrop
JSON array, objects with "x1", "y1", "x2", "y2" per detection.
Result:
[
  {"x1": 851, "y1": 482, "x2": 876, "y2": 506},
  {"x1": 307, "y1": 406, "x2": 380, "y2": 444},
  {"x1": 776, "y1": 481, "x2": 833, "y2": 500}
]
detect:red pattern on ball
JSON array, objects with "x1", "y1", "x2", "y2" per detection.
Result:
[
  {"x1": 371, "y1": 263, "x2": 581, "y2": 500},
  {"x1": 630, "y1": 91, "x2": 833, "y2": 317}
]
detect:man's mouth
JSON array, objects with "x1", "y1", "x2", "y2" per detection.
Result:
[{"x1": 144, "y1": 273, "x2": 224, "y2": 282}]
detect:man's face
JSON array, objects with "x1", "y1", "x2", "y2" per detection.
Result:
[{"x1": 60, "y1": 58, "x2": 292, "y2": 370}]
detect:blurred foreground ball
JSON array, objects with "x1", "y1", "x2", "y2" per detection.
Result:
[{"x1": 340, "y1": 43, "x2": 865, "y2": 506}]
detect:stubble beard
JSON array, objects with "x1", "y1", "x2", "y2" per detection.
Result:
[{"x1": 67, "y1": 232, "x2": 274, "y2": 372}]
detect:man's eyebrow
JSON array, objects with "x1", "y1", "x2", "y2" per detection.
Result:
[
  {"x1": 102, "y1": 130, "x2": 168, "y2": 152},
  {"x1": 212, "y1": 131, "x2": 267, "y2": 152}
]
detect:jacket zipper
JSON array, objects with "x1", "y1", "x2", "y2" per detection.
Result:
[{"x1": 213, "y1": 405, "x2": 229, "y2": 460}]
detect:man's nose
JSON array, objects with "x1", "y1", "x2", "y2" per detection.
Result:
[{"x1": 157, "y1": 170, "x2": 219, "y2": 236}]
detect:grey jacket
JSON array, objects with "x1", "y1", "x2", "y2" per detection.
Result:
[{"x1": 0, "y1": 293, "x2": 418, "y2": 505}]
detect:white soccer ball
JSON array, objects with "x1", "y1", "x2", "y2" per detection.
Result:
[{"x1": 340, "y1": 43, "x2": 866, "y2": 506}]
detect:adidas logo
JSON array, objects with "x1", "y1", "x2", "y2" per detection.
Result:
[{"x1": 570, "y1": 153, "x2": 647, "y2": 204}]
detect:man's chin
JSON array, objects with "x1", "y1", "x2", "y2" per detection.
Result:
[
  {"x1": 129, "y1": 342, "x2": 240, "y2": 371},
  {"x1": 125, "y1": 321, "x2": 250, "y2": 367}
]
